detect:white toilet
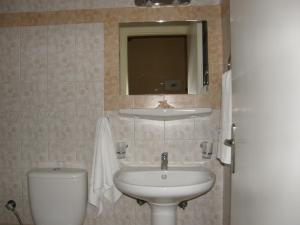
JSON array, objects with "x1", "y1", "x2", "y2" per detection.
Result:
[{"x1": 28, "y1": 168, "x2": 88, "y2": 225}]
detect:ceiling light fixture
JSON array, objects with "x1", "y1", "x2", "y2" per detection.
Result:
[{"x1": 134, "y1": 0, "x2": 191, "y2": 7}]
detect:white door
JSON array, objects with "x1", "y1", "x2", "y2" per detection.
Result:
[{"x1": 230, "y1": 0, "x2": 300, "y2": 225}]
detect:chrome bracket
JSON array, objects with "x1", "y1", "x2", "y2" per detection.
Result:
[
  {"x1": 178, "y1": 201, "x2": 188, "y2": 210},
  {"x1": 136, "y1": 199, "x2": 146, "y2": 206}
]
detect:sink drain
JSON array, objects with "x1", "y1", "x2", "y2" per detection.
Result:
[{"x1": 161, "y1": 174, "x2": 167, "y2": 179}]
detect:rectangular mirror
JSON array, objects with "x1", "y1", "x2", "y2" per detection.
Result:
[{"x1": 119, "y1": 21, "x2": 209, "y2": 95}]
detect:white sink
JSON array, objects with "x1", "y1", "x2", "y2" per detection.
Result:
[
  {"x1": 114, "y1": 166, "x2": 215, "y2": 225},
  {"x1": 114, "y1": 166, "x2": 215, "y2": 204}
]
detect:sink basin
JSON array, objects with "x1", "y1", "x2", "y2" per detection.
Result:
[
  {"x1": 114, "y1": 166, "x2": 215, "y2": 225},
  {"x1": 114, "y1": 166, "x2": 215, "y2": 204}
]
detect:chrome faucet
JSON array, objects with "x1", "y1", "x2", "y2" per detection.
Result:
[{"x1": 161, "y1": 152, "x2": 168, "y2": 170}]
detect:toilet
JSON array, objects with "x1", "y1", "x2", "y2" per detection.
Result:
[{"x1": 28, "y1": 168, "x2": 88, "y2": 225}]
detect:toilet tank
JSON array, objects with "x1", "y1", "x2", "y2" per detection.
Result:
[{"x1": 28, "y1": 168, "x2": 88, "y2": 225}]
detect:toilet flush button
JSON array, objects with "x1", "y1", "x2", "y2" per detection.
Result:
[{"x1": 53, "y1": 168, "x2": 61, "y2": 171}]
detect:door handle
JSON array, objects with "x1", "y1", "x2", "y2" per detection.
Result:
[
  {"x1": 224, "y1": 123, "x2": 236, "y2": 174},
  {"x1": 224, "y1": 138, "x2": 235, "y2": 146}
]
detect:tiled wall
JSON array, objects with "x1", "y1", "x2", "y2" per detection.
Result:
[
  {"x1": 0, "y1": 23, "x2": 104, "y2": 224},
  {"x1": 85, "y1": 110, "x2": 223, "y2": 225},
  {"x1": 108, "y1": 111, "x2": 220, "y2": 164},
  {"x1": 0, "y1": 5, "x2": 224, "y2": 111},
  {"x1": 0, "y1": 4, "x2": 226, "y2": 225}
]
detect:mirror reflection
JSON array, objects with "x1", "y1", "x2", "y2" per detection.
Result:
[{"x1": 119, "y1": 21, "x2": 208, "y2": 95}]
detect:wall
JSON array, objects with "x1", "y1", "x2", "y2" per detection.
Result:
[
  {"x1": 221, "y1": 1, "x2": 231, "y2": 225},
  {"x1": 0, "y1": 6, "x2": 224, "y2": 110},
  {"x1": 100, "y1": 110, "x2": 223, "y2": 225},
  {"x1": 0, "y1": 23, "x2": 104, "y2": 224},
  {"x1": 0, "y1": 3, "x2": 225, "y2": 225},
  {"x1": 102, "y1": 6, "x2": 224, "y2": 110}
]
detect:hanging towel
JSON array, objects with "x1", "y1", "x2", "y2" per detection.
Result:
[
  {"x1": 217, "y1": 70, "x2": 232, "y2": 164},
  {"x1": 88, "y1": 117, "x2": 122, "y2": 216}
]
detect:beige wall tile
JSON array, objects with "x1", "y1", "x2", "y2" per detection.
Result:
[
  {"x1": 164, "y1": 95, "x2": 196, "y2": 108},
  {"x1": 76, "y1": 112, "x2": 99, "y2": 141},
  {"x1": 0, "y1": 141, "x2": 21, "y2": 168},
  {"x1": 113, "y1": 195, "x2": 136, "y2": 225},
  {"x1": 0, "y1": 112, "x2": 22, "y2": 140},
  {"x1": 133, "y1": 95, "x2": 164, "y2": 108},
  {"x1": 20, "y1": 111, "x2": 48, "y2": 140},
  {"x1": 75, "y1": 82, "x2": 103, "y2": 111},
  {"x1": 0, "y1": 83, "x2": 21, "y2": 112},
  {"x1": 48, "y1": 51, "x2": 78, "y2": 82},
  {"x1": 107, "y1": 111, "x2": 134, "y2": 140},
  {"x1": 134, "y1": 119, "x2": 164, "y2": 141},
  {"x1": 48, "y1": 111, "x2": 77, "y2": 140},
  {"x1": 0, "y1": 27, "x2": 20, "y2": 52},
  {"x1": 21, "y1": 197, "x2": 34, "y2": 224},
  {"x1": 165, "y1": 118, "x2": 195, "y2": 140},
  {"x1": 48, "y1": 24, "x2": 76, "y2": 52},
  {"x1": 48, "y1": 139, "x2": 77, "y2": 162},
  {"x1": 131, "y1": 140, "x2": 162, "y2": 163},
  {"x1": 134, "y1": 203, "x2": 151, "y2": 225},
  {"x1": 0, "y1": 168, "x2": 22, "y2": 197},
  {"x1": 75, "y1": 139, "x2": 94, "y2": 169},
  {"x1": 21, "y1": 138, "x2": 48, "y2": 168},
  {"x1": 76, "y1": 51, "x2": 104, "y2": 82},
  {"x1": 0, "y1": 51, "x2": 20, "y2": 82},
  {"x1": 164, "y1": 140, "x2": 203, "y2": 163},
  {"x1": 76, "y1": 23, "x2": 104, "y2": 52},
  {"x1": 20, "y1": 82, "x2": 47, "y2": 111},
  {"x1": 20, "y1": 26, "x2": 47, "y2": 81}
]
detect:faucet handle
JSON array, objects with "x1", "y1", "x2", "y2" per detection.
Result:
[{"x1": 161, "y1": 152, "x2": 168, "y2": 159}]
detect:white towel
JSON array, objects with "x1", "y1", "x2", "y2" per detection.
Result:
[
  {"x1": 217, "y1": 70, "x2": 232, "y2": 164},
  {"x1": 88, "y1": 117, "x2": 122, "y2": 216}
]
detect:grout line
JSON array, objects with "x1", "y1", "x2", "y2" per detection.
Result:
[
  {"x1": 133, "y1": 118, "x2": 136, "y2": 146},
  {"x1": 193, "y1": 117, "x2": 196, "y2": 139},
  {"x1": 74, "y1": 24, "x2": 79, "y2": 118},
  {"x1": 18, "y1": 26, "x2": 21, "y2": 82},
  {"x1": 46, "y1": 25, "x2": 50, "y2": 162}
]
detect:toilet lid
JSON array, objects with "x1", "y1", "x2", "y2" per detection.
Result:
[{"x1": 28, "y1": 168, "x2": 87, "y2": 179}]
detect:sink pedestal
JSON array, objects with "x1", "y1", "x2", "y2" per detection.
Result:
[{"x1": 151, "y1": 204, "x2": 177, "y2": 225}]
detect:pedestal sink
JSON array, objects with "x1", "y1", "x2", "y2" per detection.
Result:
[{"x1": 113, "y1": 166, "x2": 216, "y2": 225}]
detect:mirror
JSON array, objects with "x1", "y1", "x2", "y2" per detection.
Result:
[{"x1": 119, "y1": 21, "x2": 208, "y2": 95}]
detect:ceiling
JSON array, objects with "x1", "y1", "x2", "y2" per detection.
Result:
[{"x1": 0, "y1": 0, "x2": 221, "y2": 13}]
